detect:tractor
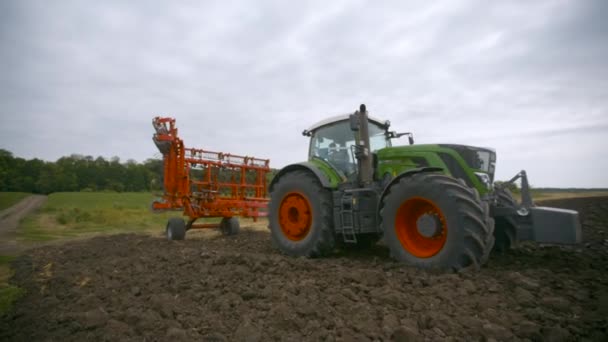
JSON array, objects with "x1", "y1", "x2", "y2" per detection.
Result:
[{"x1": 268, "y1": 104, "x2": 581, "y2": 270}]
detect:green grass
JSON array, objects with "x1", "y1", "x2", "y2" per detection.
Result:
[
  {"x1": 18, "y1": 192, "x2": 219, "y2": 242},
  {"x1": 43, "y1": 192, "x2": 156, "y2": 210},
  {"x1": 515, "y1": 190, "x2": 608, "y2": 202},
  {"x1": 0, "y1": 255, "x2": 24, "y2": 316},
  {"x1": 0, "y1": 192, "x2": 30, "y2": 211}
]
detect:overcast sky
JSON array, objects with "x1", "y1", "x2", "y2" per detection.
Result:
[{"x1": 1, "y1": 1, "x2": 607, "y2": 187}]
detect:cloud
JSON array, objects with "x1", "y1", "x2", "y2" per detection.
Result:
[{"x1": 1, "y1": 0, "x2": 607, "y2": 187}]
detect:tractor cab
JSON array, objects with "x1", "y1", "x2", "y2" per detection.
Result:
[{"x1": 303, "y1": 114, "x2": 392, "y2": 176}]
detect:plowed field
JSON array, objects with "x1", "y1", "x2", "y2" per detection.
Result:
[{"x1": 2, "y1": 197, "x2": 607, "y2": 341}]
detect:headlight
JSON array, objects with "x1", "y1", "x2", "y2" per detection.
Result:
[{"x1": 474, "y1": 172, "x2": 491, "y2": 189}]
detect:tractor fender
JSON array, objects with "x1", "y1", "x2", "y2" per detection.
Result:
[
  {"x1": 269, "y1": 162, "x2": 334, "y2": 192},
  {"x1": 377, "y1": 167, "x2": 443, "y2": 211}
]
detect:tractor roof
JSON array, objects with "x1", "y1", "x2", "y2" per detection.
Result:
[{"x1": 306, "y1": 114, "x2": 388, "y2": 133}]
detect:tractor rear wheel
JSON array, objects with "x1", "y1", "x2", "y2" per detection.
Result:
[
  {"x1": 381, "y1": 173, "x2": 494, "y2": 270},
  {"x1": 220, "y1": 217, "x2": 240, "y2": 236},
  {"x1": 268, "y1": 170, "x2": 335, "y2": 257},
  {"x1": 166, "y1": 217, "x2": 186, "y2": 240},
  {"x1": 492, "y1": 188, "x2": 518, "y2": 253}
]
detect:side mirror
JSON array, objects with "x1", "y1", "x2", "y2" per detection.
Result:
[
  {"x1": 389, "y1": 132, "x2": 415, "y2": 145},
  {"x1": 349, "y1": 114, "x2": 359, "y2": 131}
]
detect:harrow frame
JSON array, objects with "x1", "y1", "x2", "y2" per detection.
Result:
[{"x1": 151, "y1": 117, "x2": 270, "y2": 230}]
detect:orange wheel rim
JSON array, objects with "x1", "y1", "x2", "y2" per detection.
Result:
[
  {"x1": 395, "y1": 197, "x2": 447, "y2": 258},
  {"x1": 278, "y1": 192, "x2": 312, "y2": 241}
]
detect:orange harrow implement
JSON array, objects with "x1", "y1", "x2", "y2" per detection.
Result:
[{"x1": 151, "y1": 117, "x2": 270, "y2": 240}]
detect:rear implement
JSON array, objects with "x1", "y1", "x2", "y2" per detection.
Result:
[
  {"x1": 492, "y1": 170, "x2": 581, "y2": 250},
  {"x1": 151, "y1": 117, "x2": 270, "y2": 239}
]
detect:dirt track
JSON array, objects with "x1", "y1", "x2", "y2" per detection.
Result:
[
  {"x1": 1, "y1": 197, "x2": 607, "y2": 341},
  {"x1": 0, "y1": 195, "x2": 46, "y2": 255}
]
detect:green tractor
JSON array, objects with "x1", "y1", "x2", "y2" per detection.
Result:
[{"x1": 268, "y1": 104, "x2": 581, "y2": 270}]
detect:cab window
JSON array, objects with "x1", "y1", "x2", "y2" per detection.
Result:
[{"x1": 309, "y1": 120, "x2": 390, "y2": 175}]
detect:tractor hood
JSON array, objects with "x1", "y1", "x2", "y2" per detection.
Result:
[
  {"x1": 376, "y1": 143, "x2": 497, "y2": 185},
  {"x1": 378, "y1": 144, "x2": 496, "y2": 155}
]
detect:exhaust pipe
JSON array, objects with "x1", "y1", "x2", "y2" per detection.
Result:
[{"x1": 351, "y1": 104, "x2": 373, "y2": 187}]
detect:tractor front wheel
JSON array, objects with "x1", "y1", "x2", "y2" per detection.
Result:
[
  {"x1": 268, "y1": 170, "x2": 335, "y2": 257},
  {"x1": 381, "y1": 173, "x2": 494, "y2": 270}
]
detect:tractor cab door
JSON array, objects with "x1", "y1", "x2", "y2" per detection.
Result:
[{"x1": 309, "y1": 121, "x2": 357, "y2": 176}]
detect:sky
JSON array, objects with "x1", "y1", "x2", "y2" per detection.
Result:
[{"x1": 1, "y1": 0, "x2": 607, "y2": 188}]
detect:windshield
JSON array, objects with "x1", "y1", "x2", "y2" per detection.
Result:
[
  {"x1": 309, "y1": 120, "x2": 390, "y2": 175},
  {"x1": 456, "y1": 148, "x2": 493, "y2": 173},
  {"x1": 476, "y1": 151, "x2": 491, "y2": 172}
]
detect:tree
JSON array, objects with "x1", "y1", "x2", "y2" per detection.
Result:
[{"x1": 0, "y1": 149, "x2": 165, "y2": 194}]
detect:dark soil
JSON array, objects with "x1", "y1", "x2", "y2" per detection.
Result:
[{"x1": 2, "y1": 197, "x2": 607, "y2": 341}]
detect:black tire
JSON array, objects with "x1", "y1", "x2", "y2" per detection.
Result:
[
  {"x1": 496, "y1": 187, "x2": 516, "y2": 206},
  {"x1": 166, "y1": 217, "x2": 186, "y2": 240},
  {"x1": 220, "y1": 217, "x2": 240, "y2": 236},
  {"x1": 479, "y1": 200, "x2": 495, "y2": 264},
  {"x1": 268, "y1": 170, "x2": 335, "y2": 257},
  {"x1": 492, "y1": 188, "x2": 518, "y2": 253},
  {"x1": 381, "y1": 173, "x2": 495, "y2": 270},
  {"x1": 455, "y1": 178, "x2": 495, "y2": 265}
]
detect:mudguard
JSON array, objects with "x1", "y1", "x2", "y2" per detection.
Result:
[
  {"x1": 377, "y1": 167, "x2": 443, "y2": 211},
  {"x1": 269, "y1": 162, "x2": 341, "y2": 191}
]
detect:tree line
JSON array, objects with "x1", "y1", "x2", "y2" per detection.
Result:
[
  {"x1": 0, "y1": 149, "x2": 279, "y2": 195},
  {"x1": 0, "y1": 149, "x2": 164, "y2": 194}
]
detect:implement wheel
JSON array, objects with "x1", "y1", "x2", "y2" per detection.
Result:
[
  {"x1": 492, "y1": 188, "x2": 518, "y2": 253},
  {"x1": 166, "y1": 217, "x2": 186, "y2": 240},
  {"x1": 381, "y1": 173, "x2": 494, "y2": 270},
  {"x1": 220, "y1": 217, "x2": 240, "y2": 236},
  {"x1": 268, "y1": 170, "x2": 335, "y2": 257}
]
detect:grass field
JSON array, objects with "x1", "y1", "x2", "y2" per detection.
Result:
[
  {"x1": 525, "y1": 190, "x2": 608, "y2": 202},
  {"x1": 0, "y1": 192, "x2": 30, "y2": 211},
  {"x1": 18, "y1": 192, "x2": 196, "y2": 242}
]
